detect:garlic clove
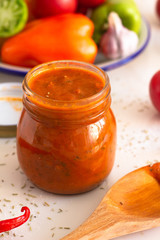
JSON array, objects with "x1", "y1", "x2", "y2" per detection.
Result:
[
  {"x1": 100, "y1": 27, "x2": 120, "y2": 59},
  {"x1": 100, "y1": 12, "x2": 139, "y2": 60},
  {"x1": 118, "y1": 26, "x2": 139, "y2": 57}
]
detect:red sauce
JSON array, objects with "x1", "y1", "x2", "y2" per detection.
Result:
[
  {"x1": 29, "y1": 68, "x2": 104, "y2": 101},
  {"x1": 17, "y1": 61, "x2": 116, "y2": 194},
  {"x1": 0, "y1": 97, "x2": 22, "y2": 111},
  {"x1": 149, "y1": 163, "x2": 160, "y2": 183}
]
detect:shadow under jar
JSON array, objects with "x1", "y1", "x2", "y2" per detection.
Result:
[{"x1": 16, "y1": 60, "x2": 117, "y2": 194}]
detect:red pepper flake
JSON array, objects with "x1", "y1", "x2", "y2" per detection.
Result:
[{"x1": 0, "y1": 206, "x2": 30, "y2": 233}]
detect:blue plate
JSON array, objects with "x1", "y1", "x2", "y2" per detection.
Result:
[{"x1": 0, "y1": 17, "x2": 150, "y2": 76}]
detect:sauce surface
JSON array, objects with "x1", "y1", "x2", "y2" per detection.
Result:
[{"x1": 28, "y1": 68, "x2": 104, "y2": 101}]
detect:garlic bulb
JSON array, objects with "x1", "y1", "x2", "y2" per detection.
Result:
[{"x1": 100, "y1": 12, "x2": 139, "y2": 59}]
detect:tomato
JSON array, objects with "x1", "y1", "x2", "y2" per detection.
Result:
[
  {"x1": 0, "y1": 0, "x2": 28, "y2": 37},
  {"x1": 31, "y1": 0, "x2": 78, "y2": 18},
  {"x1": 149, "y1": 70, "x2": 160, "y2": 112},
  {"x1": 0, "y1": 38, "x2": 6, "y2": 49},
  {"x1": 24, "y1": 0, "x2": 35, "y2": 21},
  {"x1": 156, "y1": 0, "x2": 160, "y2": 19},
  {"x1": 78, "y1": 0, "x2": 105, "y2": 8}
]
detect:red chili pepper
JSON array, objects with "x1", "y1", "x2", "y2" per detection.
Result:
[{"x1": 0, "y1": 206, "x2": 30, "y2": 233}]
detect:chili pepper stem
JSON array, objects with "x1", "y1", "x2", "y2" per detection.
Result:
[{"x1": 0, "y1": 206, "x2": 30, "y2": 233}]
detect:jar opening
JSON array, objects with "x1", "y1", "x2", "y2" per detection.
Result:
[{"x1": 23, "y1": 60, "x2": 111, "y2": 110}]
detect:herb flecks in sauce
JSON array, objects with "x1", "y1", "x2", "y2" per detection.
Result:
[{"x1": 29, "y1": 68, "x2": 104, "y2": 101}]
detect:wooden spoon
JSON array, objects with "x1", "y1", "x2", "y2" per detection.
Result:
[{"x1": 61, "y1": 163, "x2": 160, "y2": 240}]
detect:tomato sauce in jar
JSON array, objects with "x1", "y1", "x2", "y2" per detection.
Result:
[{"x1": 17, "y1": 60, "x2": 116, "y2": 194}]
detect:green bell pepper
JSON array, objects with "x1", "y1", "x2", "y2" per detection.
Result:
[{"x1": 91, "y1": 0, "x2": 142, "y2": 44}]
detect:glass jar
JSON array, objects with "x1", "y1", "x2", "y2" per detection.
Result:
[{"x1": 16, "y1": 60, "x2": 116, "y2": 194}]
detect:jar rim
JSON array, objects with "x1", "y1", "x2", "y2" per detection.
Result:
[{"x1": 23, "y1": 60, "x2": 110, "y2": 109}]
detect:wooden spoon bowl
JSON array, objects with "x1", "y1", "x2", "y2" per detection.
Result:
[{"x1": 61, "y1": 163, "x2": 160, "y2": 240}]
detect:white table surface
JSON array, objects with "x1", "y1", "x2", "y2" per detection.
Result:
[{"x1": 0, "y1": 0, "x2": 160, "y2": 239}]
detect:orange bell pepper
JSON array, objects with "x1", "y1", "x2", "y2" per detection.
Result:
[{"x1": 1, "y1": 13, "x2": 97, "y2": 68}]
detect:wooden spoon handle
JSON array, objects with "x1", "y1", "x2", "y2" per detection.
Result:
[
  {"x1": 61, "y1": 199, "x2": 160, "y2": 240},
  {"x1": 61, "y1": 208, "x2": 117, "y2": 240},
  {"x1": 61, "y1": 164, "x2": 160, "y2": 240},
  {"x1": 61, "y1": 199, "x2": 121, "y2": 240}
]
